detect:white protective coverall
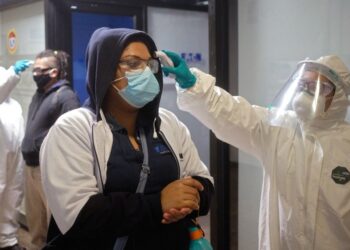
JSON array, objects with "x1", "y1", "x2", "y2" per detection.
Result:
[
  {"x1": 0, "y1": 66, "x2": 20, "y2": 104},
  {"x1": 177, "y1": 56, "x2": 350, "y2": 250},
  {"x1": 0, "y1": 97, "x2": 24, "y2": 248}
]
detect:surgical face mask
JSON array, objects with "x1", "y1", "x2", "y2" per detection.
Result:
[
  {"x1": 292, "y1": 91, "x2": 326, "y2": 121},
  {"x1": 33, "y1": 73, "x2": 52, "y2": 90},
  {"x1": 112, "y1": 66, "x2": 160, "y2": 108}
]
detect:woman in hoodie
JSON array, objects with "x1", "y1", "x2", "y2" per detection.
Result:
[{"x1": 39, "y1": 27, "x2": 214, "y2": 250}]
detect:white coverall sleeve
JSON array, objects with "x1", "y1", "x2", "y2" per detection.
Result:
[
  {"x1": 0, "y1": 67, "x2": 20, "y2": 104},
  {"x1": 177, "y1": 68, "x2": 268, "y2": 159},
  {"x1": 40, "y1": 111, "x2": 99, "y2": 234}
]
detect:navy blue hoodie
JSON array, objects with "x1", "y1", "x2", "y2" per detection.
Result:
[{"x1": 85, "y1": 27, "x2": 163, "y2": 128}]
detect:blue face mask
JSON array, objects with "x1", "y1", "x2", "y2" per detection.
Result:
[{"x1": 112, "y1": 66, "x2": 160, "y2": 108}]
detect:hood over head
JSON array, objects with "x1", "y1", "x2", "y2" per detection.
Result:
[
  {"x1": 85, "y1": 27, "x2": 163, "y2": 125},
  {"x1": 298, "y1": 55, "x2": 350, "y2": 128},
  {"x1": 316, "y1": 55, "x2": 350, "y2": 95},
  {"x1": 268, "y1": 55, "x2": 350, "y2": 130}
]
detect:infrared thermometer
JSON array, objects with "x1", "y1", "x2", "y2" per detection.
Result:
[{"x1": 155, "y1": 51, "x2": 176, "y2": 79}]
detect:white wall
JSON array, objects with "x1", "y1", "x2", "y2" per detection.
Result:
[
  {"x1": 236, "y1": 1, "x2": 350, "y2": 249},
  {"x1": 147, "y1": 7, "x2": 210, "y2": 166},
  {"x1": 0, "y1": 0, "x2": 45, "y2": 121},
  {"x1": 0, "y1": 12, "x2": 2, "y2": 60}
]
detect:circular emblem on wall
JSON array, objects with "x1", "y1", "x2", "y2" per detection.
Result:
[{"x1": 7, "y1": 29, "x2": 17, "y2": 54}]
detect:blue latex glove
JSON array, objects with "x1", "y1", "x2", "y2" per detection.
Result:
[
  {"x1": 162, "y1": 50, "x2": 196, "y2": 89},
  {"x1": 13, "y1": 59, "x2": 32, "y2": 75}
]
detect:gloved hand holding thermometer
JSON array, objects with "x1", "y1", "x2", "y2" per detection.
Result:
[
  {"x1": 157, "y1": 50, "x2": 197, "y2": 89},
  {"x1": 13, "y1": 59, "x2": 33, "y2": 75}
]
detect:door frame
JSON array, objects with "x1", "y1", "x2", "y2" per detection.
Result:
[
  {"x1": 208, "y1": 0, "x2": 236, "y2": 249},
  {"x1": 44, "y1": 0, "x2": 145, "y2": 83}
]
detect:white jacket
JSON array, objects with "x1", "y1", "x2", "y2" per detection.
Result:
[
  {"x1": 0, "y1": 66, "x2": 20, "y2": 104},
  {"x1": 177, "y1": 68, "x2": 350, "y2": 250},
  {"x1": 0, "y1": 98, "x2": 24, "y2": 247},
  {"x1": 40, "y1": 107, "x2": 213, "y2": 234}
]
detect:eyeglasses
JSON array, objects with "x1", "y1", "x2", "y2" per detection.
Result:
[
  {"x1": 32, "y1": 67, "x2": 53, "y2": 75},
  {"x1": 119, "y1": 56, "x2": 159, "y2": 73},
  {"x1": 297, "y1": 79, "x2": 335, "y2": 97}
]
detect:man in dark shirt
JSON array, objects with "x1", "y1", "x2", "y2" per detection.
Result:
[{"x1": 21, "y1": 50, "x2": 80, "y2": 250}]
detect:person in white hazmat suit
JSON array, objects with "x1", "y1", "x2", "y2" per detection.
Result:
[
  {"x1": 161, "y1": 51, "x2": 350, "y2": 250},
  {"x1": 0, "y1": 60, "x2": 31, "y2": 250}
]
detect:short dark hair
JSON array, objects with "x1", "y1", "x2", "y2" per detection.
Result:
[{"x1": 36, "y1": 49, "x2": 70, "y2": 79}]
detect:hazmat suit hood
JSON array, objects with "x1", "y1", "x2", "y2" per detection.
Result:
[
  {"x1": 85, "y1": 27, "x2": 163, "y2": 126},
  {"x1": 300, "y1": 55, "x2": 350, "y2": 129},
  {"x1": 268, "y1": 55, "x2": 350, "y2": 130}
]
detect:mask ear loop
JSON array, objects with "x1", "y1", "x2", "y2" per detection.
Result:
[
  {"x1": 111, "y1": 63, "x2": 129, "y2": 85},
  {"x1": 48, "y1": 68, "x2": 57, "y2": 78},
  {"x1": 111, "y1": 76, "x2": 125, "y2": 84},
  {"x1": 111, "y1": 83, "x2": 123, "y2": 93},
  {"x1": 111, "y1": 76, "x2": 127, "y2": 93},
  {"x1": 112, "y1": 76, "x2": 125, "y2": 83}
]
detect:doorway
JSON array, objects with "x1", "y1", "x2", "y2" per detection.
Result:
[{"x1": 71, "y1": 12, "x2": 135, "y2": 103}]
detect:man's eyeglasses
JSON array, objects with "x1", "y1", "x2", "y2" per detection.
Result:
[
  {"x1": 119, "y1": 56, "x2": 159, "y2": 73},
  {"x1": 297, "y1": 79, "x2": 335, "y2": 97},
  {"x1": 32, "y1": 67, "x2": 53, "y2": 75}
]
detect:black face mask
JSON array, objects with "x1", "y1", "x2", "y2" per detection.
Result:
[{"x1": 33, "y1": 74, "x2": 52, "y2": 91}]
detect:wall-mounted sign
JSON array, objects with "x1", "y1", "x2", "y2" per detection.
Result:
[
  {"x1": 181, "y1": 52, "x2": 203, "y2": 64},
  {"x1": 7, "y1": 29, "x2": 17, "y2": 54}
]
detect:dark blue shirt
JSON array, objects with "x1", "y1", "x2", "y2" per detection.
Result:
[{"x1": 104, "y1": 115, "x2": 178, "y2": 195}]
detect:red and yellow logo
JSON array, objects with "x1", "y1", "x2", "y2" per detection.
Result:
[{"x1": 7, "y1": 29, "x2": 17, "y2": 54}]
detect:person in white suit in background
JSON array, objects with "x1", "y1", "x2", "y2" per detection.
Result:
[{"x1": 0, "y1": 60, "x2": 31, "y2": 250}]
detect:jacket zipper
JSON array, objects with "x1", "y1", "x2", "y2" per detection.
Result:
[{"x1": 158, "y1": 130, "x2": 180, "y2": 179}]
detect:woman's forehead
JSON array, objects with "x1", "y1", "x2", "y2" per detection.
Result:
[{"x1": 121, "y1": 42, "x2": 150, "y2": 58}]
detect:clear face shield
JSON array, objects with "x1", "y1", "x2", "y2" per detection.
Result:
[{"x1": 268, "y1": 62, "x2": 340, "y2": 127}]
